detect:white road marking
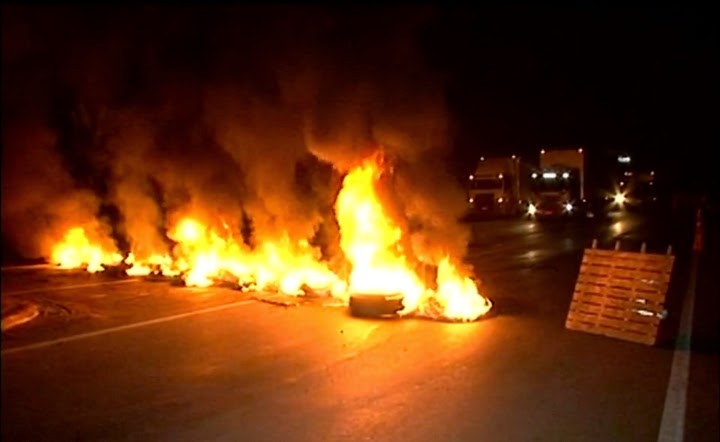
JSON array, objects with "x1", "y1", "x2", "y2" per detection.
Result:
[
  {"x1": 1, "y1": 294, "x2": 282, "y2": 356},
  {"x1": 1, "y1": 304, "x2": 40, "y2": 332},
  {"x1": 2, "y1": 278, "x2": 141, "y2": 296},
  {"x1": 657, "y1": 253, "x2": 699, "y2": 442},
  {"x1": 1, "y1": 264, "x2": 54, "y2": 271}
]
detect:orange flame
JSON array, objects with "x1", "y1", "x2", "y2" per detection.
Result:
[
  {"x1": 50, "y1": 154, "x2": 491, "y2": 321},
  {"x1": 51, "y1": 227, "x2": 122, "y2": 273},
  {"x1": 124, "y1": 253, "x2": 177, "y2": 277},
  {"x1": 131, "y1": 216, "x2": 345, "y2": 294},
  {"x1": 335, "y1": 157, "x2": 491, "y2": 321}
]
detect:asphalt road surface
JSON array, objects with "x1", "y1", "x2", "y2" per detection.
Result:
[{"x1": 2, "y1": 209, "x2": 717, "y2": 441}]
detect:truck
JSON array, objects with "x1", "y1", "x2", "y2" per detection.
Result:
[
  {"x1": 528, "y1": 148, "x2": 587, "y2": 217},
  {"x1": 602, "y1": 151, "x2": 635, "y2": 212},
  {"x1": 612, "y1": 170, "x2": 660, "y2": 212},
  {"x1": 467, "y1": 156, "x2": 533, "y2": 217},
  {"x1": 601, "y1": 152, "x2": 662, "y2": 213}
]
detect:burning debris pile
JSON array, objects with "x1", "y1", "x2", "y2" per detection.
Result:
[
  {"x1": 39, "y1": 153, "x2": 492, "y2": 321},
  {"x1": 2, "y1": 6, "x2": 492, "y2": 321}
]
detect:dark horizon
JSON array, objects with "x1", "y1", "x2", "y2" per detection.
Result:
[
  {"x1": 1, "y1": 4, "x2": 716, "y2": 262},
  {"x1": 3, "y1": 5, "x2": 715, "y2": 186},
  {"x1": 424, "y1": 6, "x2": 715, "y2": 191}
]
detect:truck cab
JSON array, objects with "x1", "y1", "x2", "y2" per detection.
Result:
[
  {"x1": 528, "y1": 148, "x2": 586, "y2": 218},
  {"x1": 615, "y1": 170, "x2": 659, "y2": 212},
  {"x1": 530, "y1": 167, "x2": 582, "y2": 216},
  {"x1": 467, "y1": 156, "x2": 531, "y2": 217}
]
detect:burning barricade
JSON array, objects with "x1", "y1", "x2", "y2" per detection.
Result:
[{"x1": 47, "y1": 155, "x2": 492, "y2": 322}]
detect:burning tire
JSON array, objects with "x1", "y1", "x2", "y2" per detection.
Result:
[
  {"x1": 349, "y1": 293, "x2": 404, "y2": 318},
  {"x1": 102, "y1": 265, "x2": 129, "y2": 279}
]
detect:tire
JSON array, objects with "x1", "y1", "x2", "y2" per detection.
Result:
[{"x1": 349, "y1": 293, "x2": 404, "y2": 318}]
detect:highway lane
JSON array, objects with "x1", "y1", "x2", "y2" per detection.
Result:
[
  {"x1": 2, "y1": 211, "x2": 716, "y2": 441},
  {"x1": 1, "y1": 292, "x2": 674, "y2": 441}
]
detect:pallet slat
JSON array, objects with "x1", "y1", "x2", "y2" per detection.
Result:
[
  {"x1": 565, "y1": 247, "x2": 674, "y2": 346},
  {"x1": 574, "y1": 281, "x2": 668, "y2": 303},
  {"x1": 570, "y1": 296, "x2": 665, "y2": 315},
  {"x1": 584, "y1": 248, "x2": 673, "y2": 264},
  {"x1": 580, "y1": 264, "x2": 673, "y2": 279},
  {"x1": 566, "y1": 320, "x2": 657, "y2": 345},
  {"x1": 567, "y1": 306, "x2": 661, "y2": 328}
]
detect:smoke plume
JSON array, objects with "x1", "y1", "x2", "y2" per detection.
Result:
[{"x1": 2, "y1": 5, "x2": 471, "y2": 266}]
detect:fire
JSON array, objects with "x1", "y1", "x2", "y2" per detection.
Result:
[
  {"x1": 435, "y1": 257, "x2": 492, "y2": 321},
  {"x1": 51, "y1": 227, "x2": 122, "y2": 273},
  {"x1": 335, "y1": 159, "x2": 425, "y2": 306},
  {"x1": 124, "y1": 253, "x2": 177, "y2": 277},
  {"x1": 49, "y1": 155, "x2": 491, "y2": 321},
  {"x1": 134, "y1": 216, "x2": 344, "y2": 294},
  {"x1": 335, "y1": 157, "x2": 492, "y2": 321}
]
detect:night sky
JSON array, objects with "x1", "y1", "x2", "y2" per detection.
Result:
[
  {"x1": 423, "y1": 5, "x2": 716, "y2": 190},
  {"x1": 4, "y1": 5, "x2": 715, "y2": 184},
  {"x1": 1, "y1": 4, "x2": 716, "y2": 261}
]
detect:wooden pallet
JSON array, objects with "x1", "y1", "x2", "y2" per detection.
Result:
[{"x1": 565, "y1": 245, "x2": 675, "y2": 345}]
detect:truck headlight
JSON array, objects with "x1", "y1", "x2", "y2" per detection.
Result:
[
  {"x1": 613, "y1": 192, "x2": 626, "y2": 205},
  {"x1": 565, "y1": 203, "x2": 573, "y2": 212},
  {"x1": 528, "y1": 203, "x2": 537, "y2": 215}
]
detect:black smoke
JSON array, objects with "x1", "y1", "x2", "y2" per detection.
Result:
[{"x1": 2, "y1": 5, "x2": 471, "y2": 267}]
